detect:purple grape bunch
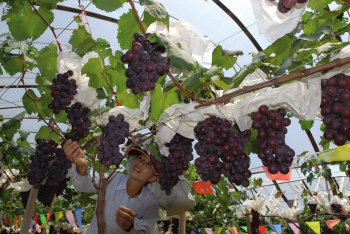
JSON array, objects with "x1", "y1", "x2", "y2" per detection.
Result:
[
  {"x1": 320, "y1": 73, "x2": 350, "y2": 146},
  {"x1": 120, "y1": 32, "x2": 170, "y2": 94},
  {"x1": 98, "y1": 114, "x2": 129, "y2": 167},
  {"x1": 160, "y1": 134, "x2": 194, "y2": 191},
  {"x1": 251, "y1": 105, "x2": 294, "y2": 175},
  {"x1": 194, "y1": 116, "x2": 252, "y2": 187},
  {"x1": 272, "y1": 0, "x2": 308, "y2": 14},
  {"x1": 26, "y1": 139, "x2": 72, "y2": 206},
  {"x1": 64, "y1": 102, "x2": 91, "y2": 142},
  {"x1": 48, "y1": 70, "x2": 78, "y2": 114}
]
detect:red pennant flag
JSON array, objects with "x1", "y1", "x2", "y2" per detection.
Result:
[
  {"x1": 191, "y1": 180, "x2": 215, "y2": 195},
  {"x1": 5, "y1": 215, "x2": 11, "y2": 226},
  {"x1": 262, "y1": 165, "x2": 292, "y2": 181},
  {"x1": 227, "y1": 227, "x2": 238, "y2": 234},
  {"x1": 259, "y1": 225, "x2": 267, "y2": 234},
  {"x1": 325, "y1": 220, "x2": 340, "y2": 230},
  {"x1": 34, "y1": 214, "x2": 38, "y2": 232}
]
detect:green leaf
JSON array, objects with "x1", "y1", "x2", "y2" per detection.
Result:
[
  {"x1": 69, "y1": 25, "x2": 95, "y2": 57},
  {"x1": 22, "y1": 89, "x2": 38, "y2": 115},
  {"x1": 214, "y1": 80, "x2": 230, "y2": 90},
  {"x1": 54, "y1": 109, "x2": 68, "y2": 123},
  {"x1": 139, "y1": 0, "x2": 168, "y2": 19},
  {"x1": 244, "y1": 128, "x2": 259, "y2": 155},
  {"x1": 2, "y1": 1, "x2": 54, "y2": 41},
  {"x1": 315, "y1": 166, "x2": 331, "y2": 178},
  {"x1": 37, "y1": 94, "x2": 53, "y2": 119},
  {"x1": 81, "y1": 57, "x2": 109, "y2": 89},
  {"x1": 146, "y1": 142, "x2": 162, "y2": 161},
  {"x1": 96, "y1": 88, "x2": 109, "y2": 99},
  {"x1": 19, "y1": 130, "x2": 29, "y2": 141},
  {"x1": 340, "y1": 162, "x2": 347, "y2": 172},
  {"x1": 35, "y1": 125, "x2": 62, "y2": 142},
  {"x1": 274, "y1": 56, "x2": 295, "y2": 76},
  {"x1": 299, "y1": 22, "x2": 333, "y2": 41},
  {"x1": 231, "y1": 52, "x2": 266, "y2": 86},
  {"x1": 37, "y1": 44, "x2": 58, "y2": 79},
  {"x1": 319, "y1": 5, "x2": 350, "y2": 19},
  {"x1": 93, "y1": 0, "x2": 127, "y2": 13},
  {"x1": 149, "y1": 33, "x2": 201, "y2": 72},
  {"x1": 1, "y1": 111, "x2": 25, "y2": 140},
  {"x1": 117, "y1": 9, "x2": 144, "y2": 50},
  {"x1": 299, "y1": 120, "x2": 314, "y2": 131},
  {"x1": 0, "y1": 51, "x2": 23, "y2": 76},
  {"x1": 87, "y1": 106, "x2": 112, "y2": 118},
  {"x1": 307, "y1": 173, "x2": 315, "y2": 184},
  {"x1": 106, "y1": 64, "x2": 126, "y2": 92},
  {"x1": 264, "y1": 35, "x2": 294, "y2": 64},
  {"x1": 308, "y1": 0, "x2": 333, "y2": 11},
  {"x1": 149, "y1": 84, "x2": 180, "y2": 120},
  {"x1": 301, "y1": 162, "x2": 308, "y2": 175},
  {"x1": 142, "y1": 11, "x2": 169, "y2": 31},
  {"x1": 116, "y1": 90, "x2": 141, "y2": 109},
  {"x1": 212, "y1": 45, "x2": 241, "y2": 70},
  {"x1": 319, "y1": 136, "x2": 330, "y2": 150},
  {"x1": 185, "y1": 72, "x2": 202, "y2": 92},
  {"x1": 253, "y1": 178, "x2": 263, "y2": 187}
]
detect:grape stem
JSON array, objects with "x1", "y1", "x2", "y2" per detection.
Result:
[
  {"x1": 127, "y1": 0, "x2": 204, "y2": 104},
  {"x1": 3, "y1": 153, "x2": 16, "y2": 178},
  {"x1": 19, "y1": 58, "x2": 65, "y2": 140},
  {"x1": 84, "y1": 153, "x2": 94, "y2": 160},
  {"x1": 27, "y1": 0, "x2": 62, "y2": 52},
  {"x1": 20, "y1": 160, "x2": 30, "y2": 172},
  {"x1": 195, "y1": 56, "x2": 350, "y2": 109}
]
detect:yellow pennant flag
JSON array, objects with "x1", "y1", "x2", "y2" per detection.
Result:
[
  {"x1": 55, "y1": 212, "x2": 63, "y2": 223},
  {"x1": 306, "y1": 221, "x2": 321, "y2": 234},
  {"x1": 215, "y1": 228, "x2": 223, "y2": 234},
  {"x1": 18, "y1": 215, "x2": 22, "y2": 227},
  {"x1": 318, "y1": 144, "x2": 350, "y2": 161}
]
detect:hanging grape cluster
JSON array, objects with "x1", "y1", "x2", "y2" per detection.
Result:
[
  {"x1": 48, "y1": 70, "x2": 78, "y2": 114},
  {"x1": 194, "y1": 116, "x2": 252, "y2": 187},
  {"x1": 158, "y1": 134, "x2": 194, "y2": 191},
  {"x1": 120, "y1": 32, "x2": 170, "y2": 94},
  {"x1": 26, "y1": 139, "x2": 72, "y2": 206},
  {"x1": 331, "y1": 203, "x2": 347, "y2": 221},
  {"x1": 250, "y1": 209, "x2": 262, "y2": 234},
  {"x1": 64, "y1": 102, "x2": 91, "y2": 142},
  {"x1": 271, "y1": 0, "x2": 308, "y2": 13},
  {"x1": 320, "y1": 73, "x2": 350, "y2": 146},
  {"x1": 252, "y1": 105, "x2": 294, "y2": 175},
  {"x1": 98, "y1": 114, "x2": 129, "y2": 167}
]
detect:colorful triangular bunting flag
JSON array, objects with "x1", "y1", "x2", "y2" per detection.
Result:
[
  {"x1": 205, "y1": 228, "x2": 212, "y2": 234},
  {"x1": 306, "y1": 221, "x2": 321, "y2": 234},
  {"x1": 259, "y1": 225, "x2": 266, "y2": 234},
  {"x1": 288, "y1": 223, "x2": 299, "y2": 234},
  {"x1": 227, "y1": 227, "x2": 238, "y2": 234},
  {"x1": 325, "y1": 219, "x2": 340, "y2": 230},
  {"x1": 240, "y1": 226, "x2": 247, "y2": 232},
  {"x1": 270, "y1": 224, "x2": 282, "y2": 234}
]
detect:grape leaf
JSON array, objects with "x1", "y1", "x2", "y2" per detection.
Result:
[
  {"x1": 69, "y1": 25, "x2": 96, "y2": 57},
  {"x1": 37, "y1": 44, "x2": 58, "y2": 79},
  {"x1": 149, "y1": 84, "x2": 180, "y2": 120},
  {"x1": 2, "y1": 1, "x2": 54, "y2": 41},
  {"x1": 139, "y1": 0, "x2": 168, "y2": 19},
  {"x1": 35, "y1": 125, "x2": 62, "y2": 142},
  {"x1": 299, "y1": 120, "x2": 314, "y2": 131},
  {"x1": 87, "y1": 106, "x2": 112, "y2": 118},
  {"x1": 307, "y1": 173, "x2": 315, "y2": 184},
  {"x1": 149, "y1": 33, "x2": 201, "y2": 72},
  {"x1": 274, "y1": 56, "x2": 295, "y2": 76},
  {"x1": 264, "y1": 35, "x2": 294, "y2": 64},
  {"x1": 319, "y1": 5, "x2": 350, "y2": 19},
  {"x1": 299, "y1": 22, "x2": 333, "y2": 41},
  {"x1": 142, "y1": 10, "x2": 169, "y2": 31},
  {"x1": 81, "y1": 57, "x2": 109, "y2": 89},
  {"x1": 212, "y1": 45, "x2": 241, "y2": 70},
  {"x1": 19, "y1": 130, "x2": 30, "y2": 141},
  {"x1": 253, "y1": 178, "x2": 263, "y2": 187},
  {"x1": 1, "y1": 111, "x2": 25, "y2": 140},
  {"x1": 185, "y1": 72, "x2": 203, "y2": 92},
  {"x1": 22, "y1": 89, "x2": 38, "y2": 115},
  {"x1": 308, "y1": 0, "x2": 333, "y2": 11},
  {"x1": 0, "y1": 51, "x2": 23, "y2": 76},
  {"x1": 93, "y1": 0, "x2": 127, "y2": 13},
  {"x1": 55, "y1": 109, "x2": 68, "y2": 123},
  {"x1": 214, "y1": 80, "x2": 230, "y2": 90},
  {"x1": 319, "y1": 136, "x2": 330, "y2": 150},
  {"x1": 105, "y1": 64, "x2": 126, "y2": 92},
  {"x1": 116, "y1": 90, "x2": 140, "y2": 109},
  {"x1": 117, "y1": 9, "x2": 144, "y2": 50},
  {"x1": 37, "y1": 94, "x2": 53, "y2": 119}
]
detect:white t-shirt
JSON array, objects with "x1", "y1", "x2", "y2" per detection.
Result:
[{"x1": 72, "y1": 167, "x2": 160, "y2": 234}]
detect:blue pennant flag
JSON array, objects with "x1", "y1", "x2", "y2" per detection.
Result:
[
  {"x1": 30, "y1": 219, "x2": 34, "y2": 231},
  {"x1": 75, "y1": 208, "x2": 83, "y2": 234},
  {"x1": 270, "y1": 224, "x2": 282, "y2": 234}
]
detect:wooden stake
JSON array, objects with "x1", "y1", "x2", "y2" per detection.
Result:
[
  {"x1": 179, "y1": 212, "x2": 186, "y2": 234},
  {"x1": 20, "y1": 183, "x2": 40, "y2": 234}
]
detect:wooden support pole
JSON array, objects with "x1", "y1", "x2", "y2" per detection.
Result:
[
  {"x1": 272, "y1": 180, "x2": 290, "y2": 206},
  {"x1": 244, "y1": 190, "x2": 252, "y2": 234},
  {"x1": 179, "y1": 212, "x2": 186, "y2": 234},
  {"x1": 20, "y1": 183, "x2": 40, "y2": 234}
]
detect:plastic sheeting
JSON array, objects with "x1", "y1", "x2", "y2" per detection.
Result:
[
  {"x1": 251, "y1": 0, "x2": 308, "y2": 43},
  {"x1": 146, "y1": 20, "x2": 212, "y2": 72},
  {"x1": 57, "y1": 46, "x2": 99, "y2": 110}
]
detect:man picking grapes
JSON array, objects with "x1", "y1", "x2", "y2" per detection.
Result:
[{"x1": 64, "y1": 141, "x2": 160, "y2": 233}]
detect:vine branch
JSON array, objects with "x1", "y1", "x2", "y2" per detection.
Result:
[
  {"x1": 28, "y1": 0, "x2": 62, "y2": 52},
  {"x1": 195, "y1": 56, "x2": 350, "y2": 109}
]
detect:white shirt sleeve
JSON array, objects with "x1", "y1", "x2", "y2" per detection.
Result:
[
  {"x1": 71, "y1": 166, "x2": 98, "y2": 193},
  {"x1": 131, "y1": 198, "x2": 160, "y2": 234}
]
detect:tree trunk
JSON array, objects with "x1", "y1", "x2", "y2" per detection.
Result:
[{"x1": 96, "y1": 161, "x2": 106, "y2": 234}]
